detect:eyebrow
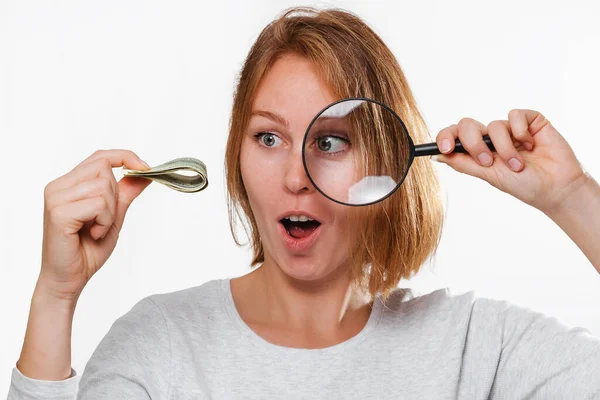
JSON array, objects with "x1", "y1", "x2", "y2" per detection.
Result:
[{"x1": 250, "y1": 110, "x2": 289, "y2": 127}]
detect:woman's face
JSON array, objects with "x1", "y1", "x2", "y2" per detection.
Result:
[{"x1": 240, "y1": 53, "x2": 353, "y2": 281}]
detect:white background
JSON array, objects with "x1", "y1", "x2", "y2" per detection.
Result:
[{"x1": 1, "y1": 0, "x2": 599, "y2": 392}]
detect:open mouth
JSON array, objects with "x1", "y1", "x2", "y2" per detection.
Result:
[{"x1": 279, "y1": 218, "x2": 322, "y2": 239}]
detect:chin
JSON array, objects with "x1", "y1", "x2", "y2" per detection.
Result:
[
  {"x1": 277, "y1": 258, "x2": 320, "y2": 280},
  {"x1": 275, "y1": 255, "x2": 342, "y2": 283}
]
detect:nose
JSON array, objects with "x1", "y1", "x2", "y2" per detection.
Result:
[{"x1": 283, "y1": 148, "x2": 314, "y2": 195}]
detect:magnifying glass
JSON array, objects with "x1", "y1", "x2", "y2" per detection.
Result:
[{"x1": 302, "y1": 98, "x2": 496, "y2": 206}]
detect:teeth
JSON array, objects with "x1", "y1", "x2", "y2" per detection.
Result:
[{"x1": 284, "y1": 214, "x2": 314, "y2": 222}]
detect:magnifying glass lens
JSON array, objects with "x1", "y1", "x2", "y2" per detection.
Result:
[{"x1": 303, "y1": 99, "x2": 412, "y2": 206}]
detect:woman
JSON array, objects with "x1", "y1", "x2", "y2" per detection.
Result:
[{"x1": 8, "y1": 6, "x2": 600, "y2": 399}]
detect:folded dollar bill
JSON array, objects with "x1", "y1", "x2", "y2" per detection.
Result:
[{"x1": 122, "y1": 157, "x2": 208, "y2": 193}]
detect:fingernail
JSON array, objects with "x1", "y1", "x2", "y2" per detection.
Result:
[
  {"x1": 523, "y1": 142, "x2": 533, "y2": 151},
  {"x1": 431, "y1": 155, "x2": 442, "y2": 163},
  {"x1": 140, "y1": 159, "x2": 150, "y2": 169},
  {"x1": 508, "y1": 158, "x2": 522, "y2": 171},
  {"x1": 478, "y1": 152, "x2": 493, "y2": 166},
  {"x1": 441, "y1": 139, "x2": 451, "y2": 153}
]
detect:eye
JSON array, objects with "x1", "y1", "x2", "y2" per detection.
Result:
[
  {"x1": 254, "y1": 132, "x2": 282, "y2": 148},
  {"x1": 316, "y1": 135, "x2": 350, "y2": 154}
]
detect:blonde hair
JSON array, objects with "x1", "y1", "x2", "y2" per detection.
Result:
[{"x1": 225, "y1": 6, "x2": 445, "y2": 301}]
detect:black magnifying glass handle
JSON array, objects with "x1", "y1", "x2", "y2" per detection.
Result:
[{"x1": 414, "y1": 134, "x2": 496, "y2": 157}]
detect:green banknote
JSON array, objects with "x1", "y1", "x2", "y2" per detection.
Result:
[{"x1": 122, "y1": 157, "x2": 208, "y2": 193}]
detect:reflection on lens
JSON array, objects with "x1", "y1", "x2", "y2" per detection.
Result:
[
  {"x1": 303, "y1": 99, "x2": 412, "y2": 206},
  {"x1": 348, "y1": 175, "x2": 397, "y2": 204}
]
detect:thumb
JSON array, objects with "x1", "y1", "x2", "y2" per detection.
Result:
[{"x1": 114, "y1": 164, "x2": 153, "y2": 232}]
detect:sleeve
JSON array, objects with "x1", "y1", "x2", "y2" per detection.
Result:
[
  {"x1": 7, "y1": 367, "x2": 78, "y2": 400},
  {"x1": 6, "y1": 297, "x2": 172, "y2": 400},
  {"x1": 482, "y1": 298, "x2": 600, "y2": 398}
]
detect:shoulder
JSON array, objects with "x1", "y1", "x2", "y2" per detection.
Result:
[
  {"x1": 384, "y1": 286, "x2": 598, "y2": 342},
  {"x1": 374, "y1": 286, "x2": 478, "y2": 339},
  {"x1": 379, "y1": 286, "x2": 556, "y2": 335},
  {"x1": 381, "y1": 286, "x2": 477, "y2": 319},
  {"x1": 382, "y1": 286, "x2": 547, "y2": 321},
  {"x1": 92, "y1": 278, "x2": 226, "y2": 355},
  {"x1": 133, "y1": 278, "x2": 226, "y2": 326},
  {"x1": 78, "y1": 281, "x2": 229, "y2": 398}
]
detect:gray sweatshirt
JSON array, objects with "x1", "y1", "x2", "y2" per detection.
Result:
[{"x1": 7, "y1": 278, "x2": 600, "y2": 399}]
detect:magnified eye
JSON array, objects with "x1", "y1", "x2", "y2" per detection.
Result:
[{"x1": 316, "y1": 135, "x2": 349, "y2": 153}]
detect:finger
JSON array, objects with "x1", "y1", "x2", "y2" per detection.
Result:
[
  {"x1": 487, "y1": 120, "x2": 525, "y2": 172},
  {"x1": 46, "y1": 177, "x2": 117, "y2": 228},
  {"x1": 436, "y1": 124, "x2": 458, "y2": 154},
  {"x1": 46, "y1": 158, "x2": 119, "y2": 196},
  {"x1": 113, "y1": 176, "x2": 153, "y2": 232},
  {"x1": 46, "y1": 149, "x2": 152, "y2": 235},
  {"x1": 510, "y1": 109, "x2": 550, "y2": 137},
  {"x1": 456, "y1": 118, "x2": 493, "y2": 167},
  {"x1": 508, "y1": 109, "x2": 535, "y2": 150},
  {"x1": 76, "y1": 149, "x2": 150, "y2": 170},
  {"x1": 50, "y1": 196, "x2": 114, "y2": 240}
]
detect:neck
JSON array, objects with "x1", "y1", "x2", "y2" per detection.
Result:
[{"x1": 231, "y1": 258, "x2": 373, "y2": 337}]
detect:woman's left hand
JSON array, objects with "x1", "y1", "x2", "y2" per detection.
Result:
[{"x1": 432, "y1": 109, "x2": 589, "y2": 215}]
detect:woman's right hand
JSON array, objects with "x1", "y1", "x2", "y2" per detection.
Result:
[
  {"x1": 38, "y1": 149, "x2": 152, "y2": 302},
  {"x1": 14, "y1": 150, "x2": 152, "y2": 381}
]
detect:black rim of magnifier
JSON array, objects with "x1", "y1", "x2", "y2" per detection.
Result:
[
  {"x1": 302, "y1": 97, "x2": 497, "y2": 207},
  {"x1": 302, "y1": 97, "x2": 415, "y2": 207}
]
